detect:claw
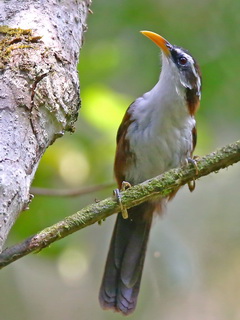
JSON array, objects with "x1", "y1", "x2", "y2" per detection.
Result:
[
  {"x1": 186, "y1": 157, "x2": 198, "y2": 192},
  {"x1": 113, "y1": 181, "x2": 132, "y2": 219},
  {"x1": 188, "y1": 179, "x2": 196, "y2": 192},
  {"x1": 187, "y1": 157, "x2": 199, "y2": 175}
]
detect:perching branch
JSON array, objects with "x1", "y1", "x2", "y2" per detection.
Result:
[{"x1": 0, "y1": 140, "x2": 239, "y2": 269}]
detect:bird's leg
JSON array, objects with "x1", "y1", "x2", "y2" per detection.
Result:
[
  {"x1": 187, "y1": 157, "x2": 199, "y2": 174},
  {"x1": 113, "y1": 181, "x2": 132, "y2": 219},
  {"x1": 185, "y1": 157, "x2": 199, "y2": 192}
]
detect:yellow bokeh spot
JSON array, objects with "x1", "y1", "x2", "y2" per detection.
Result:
[
  {"x1": 59, "y1": 150, "x2": 90, "y2": 186},
  {"x1": 57, "y1": 247, "x2": 88, "y2": 287},
  {"x1": 81, "y1": 85, "x2": 132, "y2": 133}
]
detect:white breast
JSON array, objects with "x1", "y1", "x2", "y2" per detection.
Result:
[{"x1": 125, "y1": 58, "x2": 196, "y2": 184}]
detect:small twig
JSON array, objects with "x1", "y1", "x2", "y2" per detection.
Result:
[
  {"x1": 0, "y1": 140, "x2": 239, "y2": 269},
  {"x1": 30, "y1": 182, "x2": 115, "y2": 197}
]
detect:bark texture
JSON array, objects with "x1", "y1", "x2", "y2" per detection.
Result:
[{"x1": 0, "y1": 0, "x2": 90, "y2": 251}]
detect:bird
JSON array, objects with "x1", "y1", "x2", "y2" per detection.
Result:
[{"x1": 99, "y1": 30, "x2": 202, "y2": 315}]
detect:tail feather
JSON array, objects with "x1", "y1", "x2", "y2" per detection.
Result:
[{"x1": 99, "y1": 202, "x2": 154, "y2": 315}]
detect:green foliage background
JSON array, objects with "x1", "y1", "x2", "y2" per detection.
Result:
[{"x1": 1, "y1": 1, "x2": 240, "y2": 319}]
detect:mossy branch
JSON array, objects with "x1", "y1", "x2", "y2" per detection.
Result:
[{"x1": 0, "y1": 140, "x2": 239, "y2": 269}]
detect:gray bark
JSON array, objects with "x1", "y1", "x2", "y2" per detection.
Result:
[{"x1": 0, "y1": 0, "x2": 90, "y2": 251}]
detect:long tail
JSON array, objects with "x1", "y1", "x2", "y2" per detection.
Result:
[{"x1": 99, "y1": 202, "x2": 154, "y2": 315}]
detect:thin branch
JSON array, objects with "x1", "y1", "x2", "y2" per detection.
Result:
[
  {"x1": 30, "y1": 182, "x2": 115, "y2": 197},
  {"x1": 0, "y1": 140, "x2": 239, "y2": 269}
]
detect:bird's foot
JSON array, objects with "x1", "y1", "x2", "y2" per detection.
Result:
[
  {"x1": 186, "y1": 157, "x2": 199, "y2": 192},
  {"x1": 113, "y1": 181, "x2": 132, "y2": 219},
  {"x1": 187, "y1": 156, "x2": 199, "y2": 175}
]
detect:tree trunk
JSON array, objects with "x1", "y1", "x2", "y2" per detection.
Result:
[{"x1": 0, "y1": 0, "x2": 90, "y2": 251}]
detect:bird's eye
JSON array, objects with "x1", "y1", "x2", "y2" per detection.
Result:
[{"x1": 178, "y1": 56, "x2": 187, "y2": 65}]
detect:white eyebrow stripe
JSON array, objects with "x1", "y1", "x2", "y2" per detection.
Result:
[
  {"x1": 175, "y1": 48, "x2": 201, "y2": 98},
  {"x1": 175, "y1": 48, "x2": 194, "y2": 64}
]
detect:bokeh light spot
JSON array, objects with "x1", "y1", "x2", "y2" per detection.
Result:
[
  {"x1": 57, "y1": 247, "x2": 88, "y2": 287},
  {"x1": 59, "y1": 151, "x2": 90, "y2": 186}
]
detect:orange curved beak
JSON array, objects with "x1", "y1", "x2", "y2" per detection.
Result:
[{"x1": 140, "y1": 31, "x2": 171, "y2": 57}]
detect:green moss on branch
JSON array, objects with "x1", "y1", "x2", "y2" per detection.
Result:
[{"x1": 0, "y1": 140, "x2": 239, "y2": 268}]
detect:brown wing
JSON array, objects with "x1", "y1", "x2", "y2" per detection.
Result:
[
  {"x1": 192, "y1": 125, "x2": 197, "y2": 155},
  {"x1": 114, "y1": 105, "x2": 135, "y2": 187}
]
